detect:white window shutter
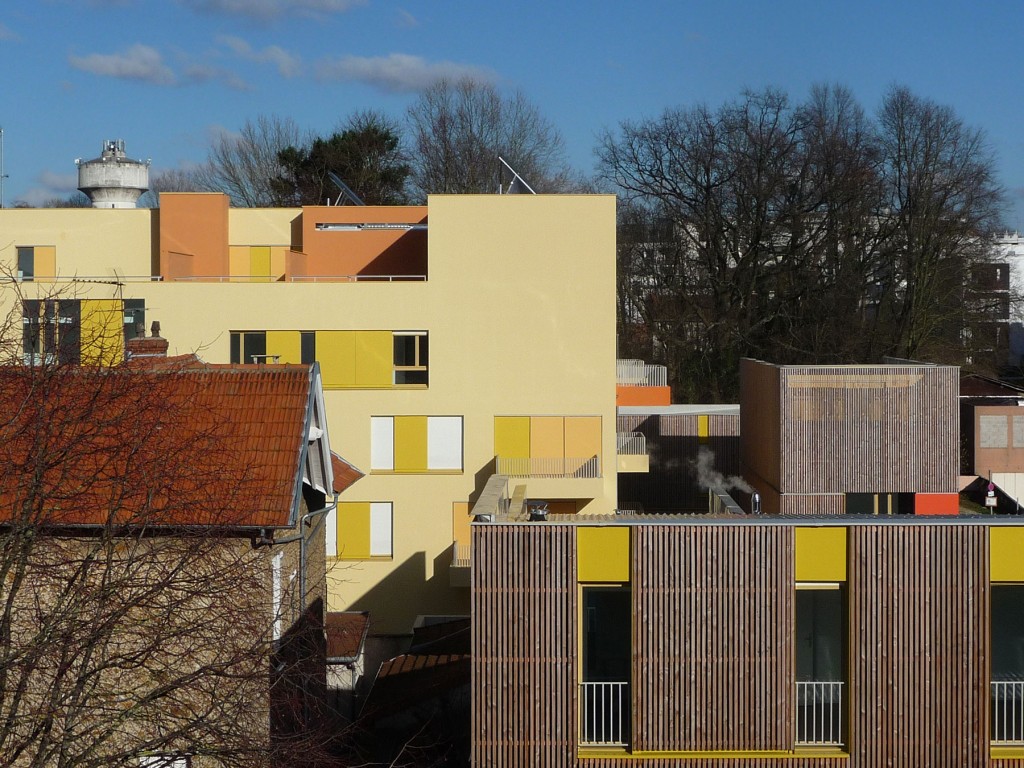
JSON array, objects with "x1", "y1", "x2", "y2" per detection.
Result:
[{"x1": 427, "y1": 416, "x2": 463, "y2": 470}]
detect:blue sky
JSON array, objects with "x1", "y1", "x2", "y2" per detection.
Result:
[{"x1": 2, "y1": 0, "x2": 1024, "y2": 225}]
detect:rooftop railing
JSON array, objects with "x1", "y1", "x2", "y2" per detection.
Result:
[
  {"x1": 169, "y1": 274, "x2": 427, "y2": 282},
  {"x1": 616, "y1": 359, "x2": 667, "y2": 387},
  {"x1": 616, "y1": 432, "x2": 646, "y2": 456}
]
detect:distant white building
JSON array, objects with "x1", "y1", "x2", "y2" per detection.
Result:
[{"x1": 995, "y1": 232, "x2": 1024, "y2": 366}]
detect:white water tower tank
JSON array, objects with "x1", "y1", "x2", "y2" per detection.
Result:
[{"x1": 76, "y1": 139, "x2": 150, "y2": 208}]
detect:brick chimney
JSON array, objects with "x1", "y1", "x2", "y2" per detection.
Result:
[{"x1": 126, "y1": 320, "x2": 169, "y2": 359}]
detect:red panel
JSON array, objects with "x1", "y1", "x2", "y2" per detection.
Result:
[{"x1": 915, "y1": 492, "x2": 959, "y2": 515}]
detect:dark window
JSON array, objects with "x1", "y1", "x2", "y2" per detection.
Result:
[
  {"x1": 795, "y1": 588, "x2": 845, "y2": 745},
  {"x1": 22, "y1": 299, "x2": 80, "y2": 365},
  {"x1": 992, "y1": 585, "x2": 1024, "y2": 743},
  {"x1": 301, "y1": 332, "x2": 316, "y2": 365},
  {"x1": 393, "y1": 332, "x2": 428, "y2": 386},
  {"x1": 123, "y1": 299, "x2": 145, "y2": 341},
  {"x1": 580, "y1": 586, "x2": 630, "y2": 745},
  {"x1": 17, "y1": 247, "x2": 33, "y2": 281},
  {"x1": 230, "y1": 331, "x2": 268, "y2": 364}
]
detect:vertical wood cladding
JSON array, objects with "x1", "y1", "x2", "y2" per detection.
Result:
[
  {"x1": 848, "y1": 525, "x2": 988, "y2": 767},
  {"x1": 472, "y1": 525, "x2": 577, "y2": 768},
  {"x1": 632, "y1": 525, "x2": 794, "y2": 752}
]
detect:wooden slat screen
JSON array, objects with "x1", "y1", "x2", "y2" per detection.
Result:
[
  {"x1": 849, "y1": 524, "x2": 988, "y2": 766},
  {"x1": 632, "y1": 525, "x2": 795, "y2": 752},
  {"x1": 472, "y1": 524, "x2": 577, "y2": 768}
]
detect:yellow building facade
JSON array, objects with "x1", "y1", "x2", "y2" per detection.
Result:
[{"x1": 0, "y1": 192, "x2": 618, "y2": 634}]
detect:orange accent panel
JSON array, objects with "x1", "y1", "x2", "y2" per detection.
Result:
[
  {"x1": 616, "y1": 385, "x2": 671, "y2": 406},
  {"x1": 159, "y1": 193, "x2": 230, "y2": 278},
  {"x1": 564, "y1": 416, "x2": 601, "y2": 462},
  {"x1": 530, "y1": 417, "x2": 564, "y2": 460},
  {"x1": 298, "y1": 206, "x2": 427, "y2": 278},
  {"x1": 915, "y1": 493, "x2": 959, "y2": 516}
]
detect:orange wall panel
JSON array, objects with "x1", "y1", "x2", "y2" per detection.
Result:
[
  {"x1": 159, "y1": 193, "x2": 229, "y2": 278},
  {"x1": 299, "y1": 206, "x2": 427, "y2": 277},
  {"x1": 616, "y1": 385, "x2": 671, "y2": 406}
]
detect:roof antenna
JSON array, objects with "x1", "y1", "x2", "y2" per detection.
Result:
[{"x1": 498, "y1": 157, "x2": 536, "y2": 195}]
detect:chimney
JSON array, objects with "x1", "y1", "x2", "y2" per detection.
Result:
[{"x1": 126, "y1": 320, "x2": 169, "y2": 359}]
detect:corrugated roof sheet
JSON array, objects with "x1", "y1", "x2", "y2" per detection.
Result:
[{"x1": 0, "y1": 362, "x2": 315, "y2": 529}]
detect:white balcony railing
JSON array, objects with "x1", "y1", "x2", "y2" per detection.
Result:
[
  {"x1": 993, "y1": 681, "x2": 1024, "y2": 744},
  {"x1": 452, "y1": 542, "x2": 471, "y2": 568},
  {"x1": 795, "y1": 681, "x2": 843, "y2": 746},
  {"x1": 616, "y1": 359, "x2": 667, "y2": 387},
  {"x1": 616, "y1": 432, "x2": 646, "y2": 456},
  {"x1": 579, "y1": 682, "x2": 629, "y2": 746},
  {"x1": 495, "y1": 456, "x2": 601, "y2": 479}
]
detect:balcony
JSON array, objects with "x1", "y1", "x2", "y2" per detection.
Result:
[
  {"x1": 616, "y1": 432, "x2": 649, "y2": 473},
  {"x1": 993, "y1": 680, "x2": 1024, "y2": 744},
  {"x1": 795, "y1": 681, "x2": 843, "y2": 746},
  {"x1": 579, "y1": 681, "x2": 629, "y2": 746},
  {"x1": 616, "y1": 359, "x2": 670, "y2": 406},
  {"x1": 495, "y1": 456, "x2": 601, "y2": 479}
]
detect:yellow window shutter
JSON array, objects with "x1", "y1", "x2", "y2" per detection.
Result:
[
  {"x1": 338, "y1": 502, "x2": 370, "y2": 559},
  {"x1": 79, "y1": 299, "x2": 125, "y2": 366},
  {"x1": 354, "y1": 331, "x2": 393, "y2": 387},
  {"x1": 316, "y1": 331, "x2": 356, "y2": 387},
  {"x1": 494, "y1": 416, "x2": 530, "y2": 458},
  {"x1": 565, "y1": 416, "x2": 602, "y2": 462},
  {"x1": 265, "y1": 331, "x2": 302, "y2": 364},
  {"x1": 33, "y1": 246, "x2": 56, "y2": 280},
  {"x1": 991, "y1": 527, "x2": 1024, "y2": 582},
  {"x1": 393, "y1": 416, "x2": 428, "y2": 472},
  {"x1": 250, "y1": 246, "x2": 271, "y2": 282},
  {"x1": 228, "y1": 246, "x2": 249, "y2": 280}
]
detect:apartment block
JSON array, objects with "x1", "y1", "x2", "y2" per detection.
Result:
[{"x1": 0, "y1": 192, "x2": 618, "y2": 636}]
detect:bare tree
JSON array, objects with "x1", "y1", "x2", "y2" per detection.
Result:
[
  {"x1": 406, "y1": 78, "x2": 572, "y2": 198},
  {"x1": 139, "y1": 167, "x2": 206, "y2": 208},
  {"x1": 196, "y1": 116, "x2": 306, "y2": 207},
  {"x1": 601, "y1": 85, "x2": 1006, "y2": 401}
]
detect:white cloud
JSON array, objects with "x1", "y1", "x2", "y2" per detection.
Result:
[
  {"x1": 39, "y1": 171, "x2": 79, "y2": 192},
  {"x1": 0, "y1": 23, "x2": 17, "y2": 41},
  {"x1": 181, "y1": 61, "x2": 251, "y2": 90},
  {"x1": 218, "y1": 35, "x2": 301, "y2": 77},
  {"x1": 68, "y1": 44, "x2": 176, "y2": 86},
  {"x1": 315, "y1": 53, "x2": 494, "y2": 93},
  {"x1": 180, "y1": 0, "x2": 365, "y2": 20},
  {"x1": 396, "y1": 9, "x2": 418, "y2": 28}
]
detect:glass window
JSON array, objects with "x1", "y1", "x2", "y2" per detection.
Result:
[
  {"x1": 992, "y1": 585, "x2": 1024, "y2": 743},
  {"x1": 580, "y1": 586, "x2": 630, "y2": 746},
  {"x1": 393, "y1": 331, "x2": 428, "y2": 386},
  {"x1": 17, "y1": 247, "x2": 33, "y2": 281},
  {"x1": 795, "y1": 587, "x2": 845, "y2": 746}
]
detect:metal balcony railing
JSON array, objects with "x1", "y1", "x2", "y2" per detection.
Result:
[
  {"x1": 495, "y1": 456, "x2": 601, "y2": 479},
  {"x1": 579, "y1": 681, "x2": 629, "y2": 746},
  {"x1": 616, "y1": 359, "x2": 667, "y2": 387},
  {"x1": 451, "y1": 542, "x2": 471, "y2": 568},
  {"x1": 616, "y1": 432, "x2": 646, "y2": 456},
  {"x1": 795, "y1": 681, "x2": 844, "y2": 746},
  {"x1": 993, "y1": 681, "x2": 1024, "y2": 744}
]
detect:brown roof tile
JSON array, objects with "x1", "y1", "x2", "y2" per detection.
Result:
[
  {"x1": 0, "y1": 362, "x2": 316, "y2": 529},
  {"x1": 325, "y1": 611, "x2": 369, "y2": 659},
  {"x1": 331, "y1": 452, "x2": 363, "y2": 495}
]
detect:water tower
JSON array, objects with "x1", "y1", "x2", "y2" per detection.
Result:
[{"x1": 76, "y1": 139, "x2": 150, "y2": 208}]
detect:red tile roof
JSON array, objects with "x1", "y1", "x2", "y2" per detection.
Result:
[
  {"x1": 325, "y1": 611, "x2": 369, "y2": 660},
  {"x1": 0, "y1": 362, "x2": 317, "y2": 529},
  {"x1": 331, "y1": 452, "x2": 363, "y2": 495}
]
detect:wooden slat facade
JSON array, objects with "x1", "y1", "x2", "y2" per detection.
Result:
[
  {"x1": 473, "y1": 521, "x2": 1007, "y2": 767},
  {"x1": 848, "y1": 524, "x2": 989, "y2": 767},
  {"x1": 632, "y1": 525, "x2": 794, "y2": 752},
  {"x1": 741, "y1": 360, "x2": 959, "y2": 514},
  {"x1": 472, "y1": 524, "x2": 577, "y2": 768}
]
